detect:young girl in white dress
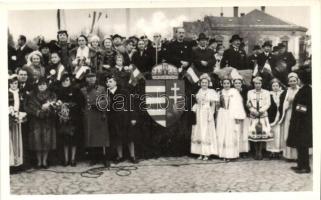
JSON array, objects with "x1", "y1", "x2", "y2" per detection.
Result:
[
  {"x1": 217, "y1": 76, "x2": 246, "y2": 161},
  {"x1": 267, "y1": 78, "x2": 284, "y2": 159},
  {"x1": 278, "y1": 72, "x2": 300, "y2": 160},
  {"x1": 191, "y1": 74, "x2": 219, "y2": 161}
]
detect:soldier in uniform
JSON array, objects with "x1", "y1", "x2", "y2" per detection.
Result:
[
  {"x1": 221, "y1": 34, "x2": 247, "y2": 70},
  {"x1": 49, "y1": 30, "x2": 76, "y2": 73},
  {"x1": 80, "y1": 72, "x2": 110, "y2": 167}
]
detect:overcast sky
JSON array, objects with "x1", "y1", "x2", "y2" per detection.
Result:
[{"x1": 8, "y1": 6, "x2": 310, "y2": 42}]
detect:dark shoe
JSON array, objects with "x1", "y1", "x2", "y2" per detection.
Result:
[
  {"x1": 70, "y1": 160, "x2": 76, "y2": 167},
  {"x1": 295, "y1": 168, "x2": 311, "y2": 174},
  {"x1": 89, "y1": 160, "x2": 97, "y2": 166},
  {"x1": 63, "y1": 160, "x2": 69, "y2": 167},
  {"x1": 104, "y1": 160, "x2": 111, "y2": 168},
  {"x1": 114, "y1": 157, "x2": 124, "y2": 164},
  {"x1": 35, "y1": 164, "x2": 42, "y2": 169},
  {"x1": 291, "y1": 166, "x2": 302, "y2": 171},
  {"x1": 42, "y1": 164, "x2": 49, "y2": 169},
  {"x1": 130, "y1": 157, "x2": 139, "y2": 164}
]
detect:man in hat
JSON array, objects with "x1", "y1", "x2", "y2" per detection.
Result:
[
  {"x1": 256, "y1": 41, "x2": 276, "y2": 88},
  {"x1": 220, "y1": 34, "x2": 247, "y2": 70},
  {"x1": 49, "y1": 30, "x2": 76, "y2": 73},
  {"x1": 277, "y1": 43, "x2": 296, "y2": 71},
  {"x1": 273, "y1": 43, "x2": 296, "y2": 85},
  {"x1": 248, "y1": 45, "x2": 262, "y2": 70},
  {"x1": 111, "y1": 34, "x2": 130, "y2": 66},
  {"x1": 191, "y1": 33, "x2": 215, "y2": 74},
  {"x1": 16, "y1": 35, "x2": 33, "y2": 69},
  {"x1": 167, "y1": 27, "x2": 192, "y2": 69}
]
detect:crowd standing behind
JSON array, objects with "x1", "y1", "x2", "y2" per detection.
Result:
[{"x1": 8, "y1": 28, "x2": 312, "y2": 174}]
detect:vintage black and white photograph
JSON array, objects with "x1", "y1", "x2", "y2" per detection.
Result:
[{"x1": 2, "y1": 1, "x2": 320, "y2": 199}]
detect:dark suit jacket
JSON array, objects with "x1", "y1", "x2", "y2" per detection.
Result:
[
  {"x1": 192, "y1": 47, "x2": 215, "y2": 74},
  {"x1": 220, "y1": 46, "x2": 247, "y2": 70},
  {"x1": 132, "y1": 50, "x2": 153, "y2": 73},
  {"x1": 167, "y1": 40, "x2": 192, "y2": 68},
  {"x1": 16, "y1": 45, "x2": 33, "y2": 68}
]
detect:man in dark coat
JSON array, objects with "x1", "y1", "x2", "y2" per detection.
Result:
[
  {"x1": 167, "y1": 27, "x2": 192, "y2": 69},
  {"x1": 17, "y1": 68, "x2": 33, "y2": 169},
  {"x1": 256, "y1": 41, "x2": 276, "y2": 89},
  {"x1": 191, "y1": 33, "x2": 215, "y2": 74},
  {"x1": 220, "y1": 34, "x2": 247, "y2": 70},
  {"x1": 16, "y1": 35, "x2": 33, "y2": 69},
  {"x1": 131, "y1": 39, "x2": 153, "y2": 74},
  {"x1": 247, "y1": 45, "x2": 261, "y2": 71},
  {"x1": 287, "y1": 69, "x2": 312, "y2": 173},
  {"x1": 273, "y1": 43, "x2": 297, "y2": 85},
  {"x1": 8, "y1": 44, "x2": 18, "y2": 74},
  {"x1": 49, "y1": 30, "x2": 76, "y2": 73}
]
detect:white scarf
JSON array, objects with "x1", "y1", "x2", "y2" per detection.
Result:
[{"x1": 76, "y1": 46, "x2": 90, "y2": 59}]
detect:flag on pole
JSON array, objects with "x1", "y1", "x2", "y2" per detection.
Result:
[
  {"x1": 57, "y1": 9, "x2": 67, "y2": 30},
  {"x1": 128, "y1": 64, "x2": 145, "y2": 86},
  {"x1": 185, "y1": 65, "x2": 200, "y2": 84}
]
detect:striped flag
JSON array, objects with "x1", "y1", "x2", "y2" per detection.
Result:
[
  {"x1": 184, "y1": 65, "x2": 200, "y2": 84},
  {"x1": 128, "y1": 64, "x2": 145, "y2": 86}
]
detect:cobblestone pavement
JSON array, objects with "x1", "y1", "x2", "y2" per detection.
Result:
[{"x1": 10, "y1": 157, "x2": 312, "y2": 194}]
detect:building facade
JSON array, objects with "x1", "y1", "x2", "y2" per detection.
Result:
[{"x1": 180, "y1": 8, "x2": 308, "y2": 62}]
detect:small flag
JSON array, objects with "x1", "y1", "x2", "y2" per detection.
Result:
[
  {"x1": 74, "y1": 66, "x2": 90, "y2": 79},
  {"x1": 129, "y1": 64, "x2": 145, "y2": 86},
  {"x1": 185, "y1": 65, "x2": 200, "y2": 84}
]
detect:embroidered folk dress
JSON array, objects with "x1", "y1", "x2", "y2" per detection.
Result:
[
  {"x1": 266, "y1": 90, "x2": 283, "y2": 152},
  {"x1": 247, "y1": 89, "x2": 272, "y2": 142},
  {"x1": 279, "y1": 87, "x2": 300, "y2": 159},
  {"x1": 217, "y1": 88, "x2": 246, "y2": 159},
  {"x1": 191, "y1": 88, "x2": 219, "y2": 156}
]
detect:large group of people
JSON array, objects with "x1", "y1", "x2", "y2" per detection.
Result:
[{"x1": 8, "y1": 27, "x2": 312, "y2": 175}]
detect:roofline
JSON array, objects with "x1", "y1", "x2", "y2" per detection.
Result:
[{"x1": 207, "y1": 26, "x2": 308, "y2": 32}]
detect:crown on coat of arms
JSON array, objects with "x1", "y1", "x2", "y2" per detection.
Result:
[{"x1": 151, "y1": 63, "x2": 179, "y2": 79}]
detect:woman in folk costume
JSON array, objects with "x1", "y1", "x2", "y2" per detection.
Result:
[
  {"x1": 22, "y1": 51, "x2": 46, "y2": 84},
  {"x1": 9, "y1": 75, "x2": 26, "y2": 168},
  {"x1": 247, "y1": 76, "x2": 272, "y2": 160},
  {"x1": 278, "y1": 72, "x2": 300, "y2": 160},
  {"x1": 80, "y1": 72, "x2": 110, "y2": 167},
  {"x1": 217, "y1": 76, "x2": 246, "y2": 161},
  {"x1": 55, "y1": 74, "x2": 83, "y2": 167},
  {"x1": 266, "y1": 78, "x2": 284, "y2": 159},
  {"x1": 232, "y1": 74, "x2": 250, "y2": 157},
  {"x1": 24, "y1": 77, "x2": 58, "y2": 169},
  {"x1": 191, "y1": 73, "x2": 219, "y2": 160},
  {"x1": 69, "y1": 35, "x2": 96, "y2": 79}
]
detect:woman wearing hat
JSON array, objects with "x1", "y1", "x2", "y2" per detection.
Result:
[
  {"x1": 89, "y1": 35, "x2": 103, "y2": 73},
  {"x1": 247, "y1": 76, "x2": 272, "y2": 160},
  {"x1": 216, "y1": 76, "x2": 246, "y2": 161},
  {"x1": 9, "y1": 75, "x2": 26, "y2": 169},
  {"x1": 277, "y1": 72, "x2": 300, "y2": 161},
  {"x1": 191, "y1": 73, "x2": 219, "y2": 161},
  {"x1": 22, "y1": 51, "x2": 46, "y2": 84},
  {"x1": 24, "y1": 77, "x2": 58, "y2": 168},
  {"x1": 55, "y1": 74, "x2": 83, "y2": 166}
]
